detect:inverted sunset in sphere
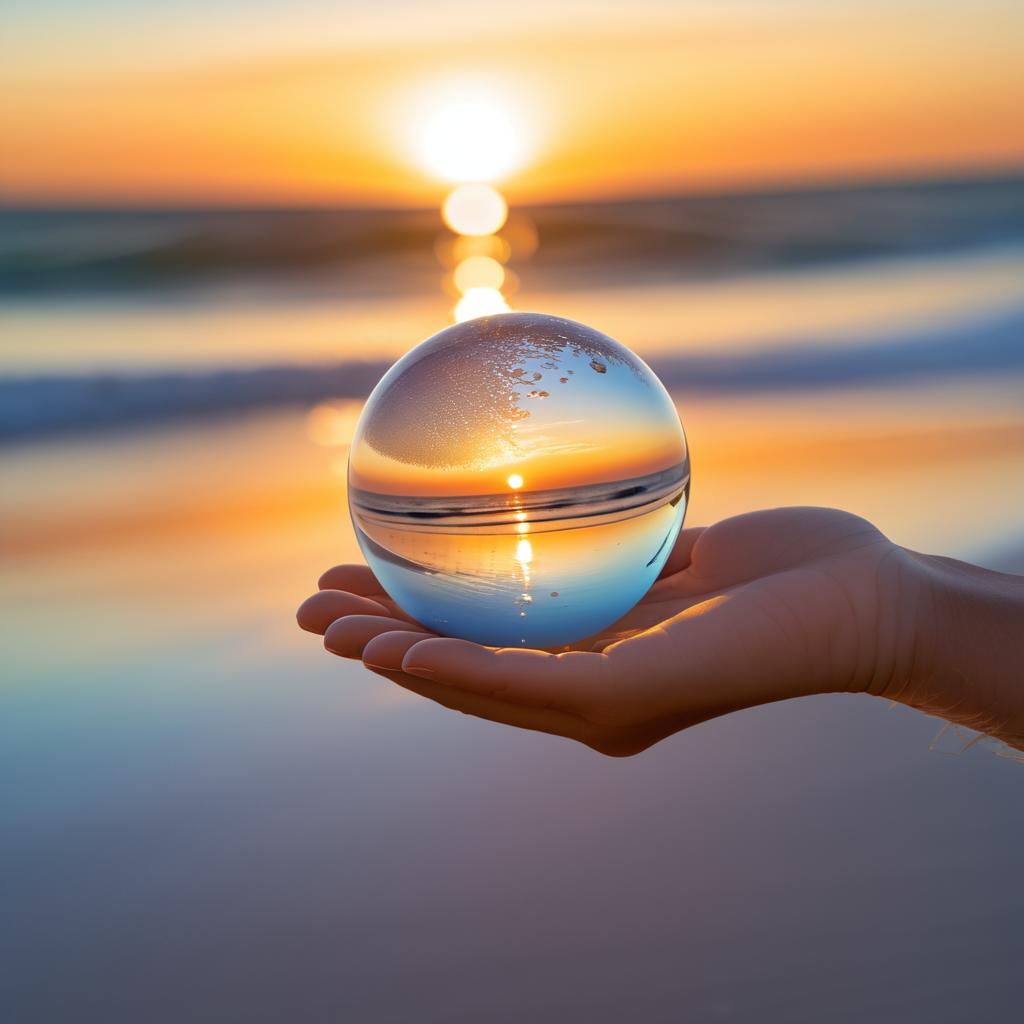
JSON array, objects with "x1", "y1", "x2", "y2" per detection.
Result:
[{"x1": 348, "y1": 312, "x2": 690, "y2": 648}]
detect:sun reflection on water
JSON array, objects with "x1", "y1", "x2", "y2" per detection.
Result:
[
  {"x1": 515, "y1": 538, "x2": 533, "y2": 565},
  {"x1": 442, "y1": 180, "x2": 517, "y2": 322},
  {"x1": 454, "y1": 255, "x2": 505, "y2": 292},
  {"x1": 453, "y1": 286, "x2": 509, "y2": 323},
  {"x1": 421, "y1": 96, "x2": 534, "y2": 325},
  {"x1": 442, "y1": 183, "x2": 508, "y2": 237}
]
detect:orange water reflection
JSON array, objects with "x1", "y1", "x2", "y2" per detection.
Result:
[
  {"x1": 6, "y1": 383, "x2": 1024, "y2": 571},
  {"x1": 437, "y1": 149, "x2": 530, "y2": 322},
  {"x1": 444, "y1": 182, "x2": 517, "y2": 323}
]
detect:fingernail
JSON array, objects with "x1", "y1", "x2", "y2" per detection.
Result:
[
  {"x1": 403, "y1": 665, "x2": 435, "y2": 680},
  {"x1": 363, "y1": 660, "x2": 397, "y2": 672}
]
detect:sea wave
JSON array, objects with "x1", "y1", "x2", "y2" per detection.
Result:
[
  {"x1": 3, "y1": 174, "x2": 1022, "y2": 296},
  {"x1": 1, "y1": 307, "x2": 1021, "y2": 443}
]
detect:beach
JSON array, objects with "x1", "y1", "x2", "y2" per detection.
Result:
[{"x1": 3, "y1": 176, "x2": 1024, "y2": 1020}]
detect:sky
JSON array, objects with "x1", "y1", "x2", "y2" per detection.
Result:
[
  {"x1": 2, "y1": 0, "x2": 1023, "y2": 205},
  {"x1": 349, "y1": 338, "x2": 688, "y2": 496}
]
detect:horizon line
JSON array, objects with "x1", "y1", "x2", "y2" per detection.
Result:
[{"x1": 2, "y1": 164, "x2": 1022, "y2": 216}]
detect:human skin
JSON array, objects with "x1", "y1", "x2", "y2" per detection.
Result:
[{"x1": 297, "y1": 508, "x2": 1024, "y2": 757}]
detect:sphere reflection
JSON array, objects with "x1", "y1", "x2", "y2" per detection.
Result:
[{"x1": 349, "y1": 312, "x2": 690, "y2": 647}]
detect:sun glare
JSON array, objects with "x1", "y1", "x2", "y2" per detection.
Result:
[
  {"x1": 507, "y1": 473, "x2": 524, "y2": 490},
  {"x1": 416, "y1": 96, "x2": 524, "y2": 183},
  {"x1": 454, "y1": 286, "x2": 509, "y2": 322},
  {"x1": 442, "y1": 183, "x2": 508, "y2": 236},
  {"x1": 453, "y1": 255, "x2": 505, "y2": 293}
]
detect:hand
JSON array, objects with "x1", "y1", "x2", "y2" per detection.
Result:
[{"x1": 298, "y1": 507, "x2": 939, "y2": 756}]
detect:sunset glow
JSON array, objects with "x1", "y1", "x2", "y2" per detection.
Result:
[
  {"x1": 6, "y1": 0, "x2": 1024, "y2": 1005},
  {"x1": 4, "y1": 2, "x2": 1021, "y2": 205}
]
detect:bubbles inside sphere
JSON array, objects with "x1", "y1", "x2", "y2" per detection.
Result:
[{"x1": 348, "y1": 312, "x2": 690, "y2": 647}]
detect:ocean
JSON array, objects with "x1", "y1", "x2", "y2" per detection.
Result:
[{"x1": 2, "y1": 173, "x2": 1023, "y2": 437}]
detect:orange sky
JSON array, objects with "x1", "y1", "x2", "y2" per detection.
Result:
[
  {"x1": 3, "y1": 1, "x2": 1022, "y2": 205},
  {"x1": 350, "y1": 416, "x2": 686, "y2": 497}
]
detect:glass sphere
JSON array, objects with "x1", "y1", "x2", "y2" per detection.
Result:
[{"x1": 348, "y1": 312, "x2": 690, "y2": 648}]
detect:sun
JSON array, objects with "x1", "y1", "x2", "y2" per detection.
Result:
[
  {"x1": 414, "y1": 90, "x2": 526, "y2": 183},
  {"x1": 507, "y1": 473, "x2": 524, "y2": 490}
]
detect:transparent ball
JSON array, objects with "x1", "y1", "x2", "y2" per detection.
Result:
[{"x1": 349, "y1": 312, "x2": 690, "y2": 648}]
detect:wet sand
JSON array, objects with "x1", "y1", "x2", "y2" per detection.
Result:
[{"x1": 2, "y1": 379, "x2": 1023, "y2": 1021}]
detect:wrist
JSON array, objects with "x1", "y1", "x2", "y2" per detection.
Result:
[{"x1": 897, "y1": 550, "x2": 1024, "y2": 749}]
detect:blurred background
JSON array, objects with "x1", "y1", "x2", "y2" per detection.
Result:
[{"x1": 3, "y1": 2, "x2": 1023, "y2": 1020}]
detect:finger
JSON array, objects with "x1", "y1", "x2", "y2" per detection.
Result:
[
  {"x1": 324, "y1": 615, "x2": 430, "y2": 658},
  {"x1": 400, "y1": 637, "x2": 608, "y2": 714},
  {"x1": 657, "y1": 526, "x2": 707, "y2": 580},
  {"x1": 297, "y1": 590, "x2": 392, "y2": 634},
  {"x1": 365, "y1": 665, "x2": 620, "y2": 752},
  {"x1": 318, "y1": 564, "x2": 385, "y2": 594},
  {"x1": 362, "y1": 630, "x2": 434, "y2": 671},
  {"x1": 362, "y1": 635, "x2": 662, "y2": 755}
]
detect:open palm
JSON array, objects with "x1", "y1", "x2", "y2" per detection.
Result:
[{"x1": 298, "y1": 508, "x2": 919, "y2": 755}]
